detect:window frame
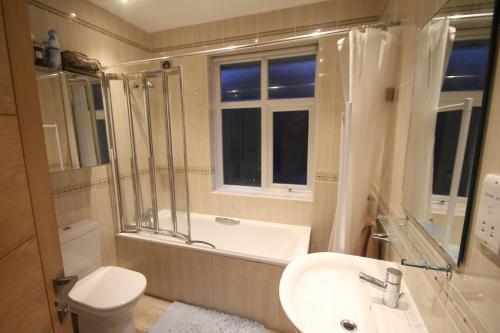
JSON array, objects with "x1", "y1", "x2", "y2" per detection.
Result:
[
  {"x1": 213, "y1": 46, "x2": 317, "y2": 197},
  {"x1": 431, "y1": 90, "x2": 483, "y2": 215}
]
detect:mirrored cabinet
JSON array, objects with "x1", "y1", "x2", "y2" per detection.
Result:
[
  {"x1": 36, "y1": 67, "x2": 110, "y2": 173},
  {"x1": 402, "y1": 0, "x2": 495, "y2": 265}
]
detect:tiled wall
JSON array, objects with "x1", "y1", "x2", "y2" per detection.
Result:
[
  {"x1": 29, "y1": 0, "x2": 389, "y2": 261},
  {"x1": 150, "y1": 0, "x2": 386, "y2": 54},
  {"x1": 145, "y1": 0, "x2": 387, "y2": 252},
  {"x1": 379, "y1": 1, "x2": 500, "y2": 332},
  {"x1": 159, "y1": 36, "x2": 344, "y2": 253},
  {"x1": 28, "y1": 0, "x2": 152, "y2": 265}
]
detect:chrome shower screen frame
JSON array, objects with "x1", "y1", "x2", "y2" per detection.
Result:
[{"x1": 103, "y1": 66, "x2": 193, "y2": 243}]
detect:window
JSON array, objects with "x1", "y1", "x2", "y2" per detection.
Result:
[
  {"x1": 442, "y1": 40, "x2": 489, "y2": 92},
  {"x1": 433, "y1": 106, "x2": 482, "y2": 198},
  {"x1": 432, "y1": 38, "x2": 488, "y2": 206},
  {"x1": 222, "y1": 108, "x2": 261, "y2": 186},
  {"x1": 214, "y1": 48, "x2": 316, "y2": 196}
]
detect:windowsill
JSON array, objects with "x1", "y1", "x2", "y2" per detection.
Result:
[{"x1": 212, "y1": 186, "x2": 314, "y2": 202}]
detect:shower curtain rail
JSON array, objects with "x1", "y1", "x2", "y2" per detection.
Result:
[{"x1": 104, "y1": 20, "x2": 401, "y2": 70}]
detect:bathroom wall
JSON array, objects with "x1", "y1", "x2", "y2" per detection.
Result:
[
  {"x1": 379, "y1": 1, "x2": 500, "y2": 332},
  {"x1": 28, "y1": 0, "x2": 392, "y2": 262},
  {"x1": 28, "y1": 0, "x2": 151, "y2": 265},
  {"x1": 150, "y1": 0, "x2": 386, "y2": 54},
  {"x1": 144, "y1": 0, "x2": 387, "y2": 252}
]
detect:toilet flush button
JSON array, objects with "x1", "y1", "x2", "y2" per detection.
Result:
[{"x1": 475, "y1": 174, "x2": 500, "y2": 255}]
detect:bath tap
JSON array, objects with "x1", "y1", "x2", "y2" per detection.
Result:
[
  {"x1": 142, "y1": 208, "x2": 154, "y2": 228},
  {"x1": 359, "y1": 267, "x2": 402, "y2": 308}
]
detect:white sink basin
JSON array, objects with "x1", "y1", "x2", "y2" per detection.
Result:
[{"x1": 279, "y1": 252, "x2": 428, "y2": 333}]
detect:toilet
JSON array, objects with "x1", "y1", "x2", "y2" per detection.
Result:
[{"x1": 59, "y1": 220, "x2": 146, "y2": 333}]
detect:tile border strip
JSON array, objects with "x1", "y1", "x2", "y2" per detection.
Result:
[
  {"x1": 52, "y1": 168, "x2": 337, "y2": 196},
  {"x1": 28, "y1": 1, "x2": 381, "y2": 63}
]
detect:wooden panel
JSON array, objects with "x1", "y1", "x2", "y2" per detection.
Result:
[
  {"x1": 0, "y1": 115, "x2": 35, "y2": 258},
  {"x1": 1, "y1": 0, "x2": 71, "y2": 331},
  {"x1": 0, "y1": 237, "x2": 53, "y2": 333},
  {"x1": 0, "y1": 1, "x2": 15, "y2": 115}
]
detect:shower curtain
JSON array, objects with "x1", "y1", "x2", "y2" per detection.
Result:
[
  {"x1": 328, "y1": 27, "x2": 399, "y2": 255},
  {"x1": 402, "y1": 19, "x2": 454, "y2": 221}
]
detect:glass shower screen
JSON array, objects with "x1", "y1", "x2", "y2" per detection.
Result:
[{"x1": 104, "y1": 67, "x2": 191, "y2": 242}]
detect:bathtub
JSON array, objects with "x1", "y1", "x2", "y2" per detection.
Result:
[
  {"x1": 117, "y1": 210, "x2": 311, "y2": 265},
  {"x1": 115, "y1": 211, "x2": 310, "y2": 332}
]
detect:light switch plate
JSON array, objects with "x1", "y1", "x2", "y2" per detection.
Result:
[{"x1": 475, "y1": 174, "x2": 500, "y2": 255}]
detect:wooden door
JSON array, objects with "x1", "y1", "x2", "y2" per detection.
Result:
[{"x1": 0, "y1": 0, "x2": 72, "y2": 332}]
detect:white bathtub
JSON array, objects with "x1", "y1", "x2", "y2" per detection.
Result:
[{"x1": 117, "y1": 210, "x2": 311, "y2": 265}]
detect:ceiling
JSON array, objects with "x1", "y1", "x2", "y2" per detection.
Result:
[{"x1": 88, "y1": 0, "x2": 326, "y2": 33}]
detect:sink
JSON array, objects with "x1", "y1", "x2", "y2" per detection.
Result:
[{"x1": 279, "y1": 252, "x2": 428, "y2": 333}]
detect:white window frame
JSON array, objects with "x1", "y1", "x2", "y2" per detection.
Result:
[{"x1": 212, "y1": 46, "x2": 317, "y2": 198}]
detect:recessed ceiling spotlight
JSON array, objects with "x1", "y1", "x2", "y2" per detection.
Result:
[{"x1": 70, "y1": 12, "x2": 76, "y2": 18}]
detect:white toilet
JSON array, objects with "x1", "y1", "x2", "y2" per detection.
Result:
[{"x1": 59, "y1": 220, "x2": 146, "y2": 333}]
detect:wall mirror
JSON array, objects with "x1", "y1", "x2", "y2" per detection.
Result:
[
  {"x1": 402, "y1": 0, "x2": 496, "y2": 265},
  {"x1": 36, "y1": 69, "x2": 110, "y2": 173}
]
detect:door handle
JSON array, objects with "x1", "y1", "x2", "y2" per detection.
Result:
[{"x1": 53, "y1": 272, "x2": 78, "y2": 322}]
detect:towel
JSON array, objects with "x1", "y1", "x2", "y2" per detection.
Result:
[{"x1": 357, "y1": 216, "x2": 380, "y2": 259}]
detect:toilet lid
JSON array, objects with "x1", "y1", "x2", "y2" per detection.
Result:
[{"x1": 68, "y1": 266, "x2": 146, "y2": 311}]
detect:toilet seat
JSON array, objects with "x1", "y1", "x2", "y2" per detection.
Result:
[{"x1": 69, "y1": 266, "x2": 146, "y2": 315}]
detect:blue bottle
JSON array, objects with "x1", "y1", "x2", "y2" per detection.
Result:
[{"x1": 47, "y1": 29, "x2": 61, "y2": 69}]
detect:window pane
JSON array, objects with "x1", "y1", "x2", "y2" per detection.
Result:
[
  {"x1": 432, "y1": 107, "x2": 481, "y2": 197},
  {"x1": 96, "y1": 119, "x2": 110, "y2": 164},
  {"x1": 221, "y1": 61, "x2": 261, "y2": 102},
  {"x1": 222, "y1": 108, "x2": 261, "y2": 186},
  {"x1": 442, "y1": 40, "x2": 490, "y2": 92},
  {"x1": 91, "y1": 83, "x2": 104, "y2": 110},
  {"x1": 268, "y1": 55, "x2": 316, "y2": 99},
  {"x1": 273, "y1": 111, "x2": 309, "y2": 185}
]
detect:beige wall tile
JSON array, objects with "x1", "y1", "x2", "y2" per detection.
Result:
[{"x1": 116, "y1": 236, "x2": 296, "y2": 333}]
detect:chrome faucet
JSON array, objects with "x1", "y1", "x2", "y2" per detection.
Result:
[
  {"x1": 142, "y1": 208, "x2": 154, "y2": 228},
  {"x1": 359, "y1": 267, "x2": 402, "y2": 308}
]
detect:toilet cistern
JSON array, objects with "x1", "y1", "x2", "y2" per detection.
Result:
[{"x1": 359, "y1": 267, "x2": 403, "y2": 308}]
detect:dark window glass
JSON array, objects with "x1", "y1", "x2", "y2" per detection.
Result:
[
  {"x1": 220, "y1": 61, "x2": 261, "y2": 102},
  {"x1": 273, "y1": 111, "x2": 309, "y2": 185},
  {"x1": 92, "y1": 84, "x2": 104, "y2": 110},
  {"x1": 433, "y1": 107, "x2": 482, "y2": 197},
  {"x1": 96, "y1": 119, "x2": 110, "y2": 164},
  {"x1": 442, "y1": 40, "x2": 490, "y2": 92},
  {"x1": 222, "y1": 108, "x2": 261, "y2": 186},
  {"x1": 268, "y1": 55, "x2": 316, "y2": 99}
]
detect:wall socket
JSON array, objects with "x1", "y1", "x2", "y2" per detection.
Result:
[{"x1": 475, "y1": 174, "x2": 500, "y2": 255}]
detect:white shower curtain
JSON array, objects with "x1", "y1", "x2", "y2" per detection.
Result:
[
  {"x1": 402, "y1": 19, "x2": 453, "y2": 220},
  {"x1": 328, "y1": 27, "x2": 399, "y2": 255}
]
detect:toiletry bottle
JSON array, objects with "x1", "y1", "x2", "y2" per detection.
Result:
[{"x1": 47, "y1": 29, "x2": 61, "y2": 69}]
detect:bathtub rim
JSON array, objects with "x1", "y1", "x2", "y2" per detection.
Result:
[{"x1": 116, "y1": 226, "x2": 311, "y2": 266}]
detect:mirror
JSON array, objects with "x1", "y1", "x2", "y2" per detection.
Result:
[
  {"x1": 36, "y1": 69, "x2": 110, "y2": 173},
  {"x1": 402, "y1": 0, "x2": 495, "y2": 264}
]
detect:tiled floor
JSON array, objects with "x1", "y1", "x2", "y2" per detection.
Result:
[
  {"x1": 133, "y1": 295, "x2": 170, "y2": 333},
  {"x1": 133, "y1": 295, "x2": 282, "y2": 333}
]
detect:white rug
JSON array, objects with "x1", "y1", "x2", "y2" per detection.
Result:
[{"x1": 149, "y1": 302, "x2": 266, "y2": 333}]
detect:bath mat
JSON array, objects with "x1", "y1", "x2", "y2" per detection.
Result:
[{"x1": 149, "y1": 301, "x2": 266, "y2": 333}]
